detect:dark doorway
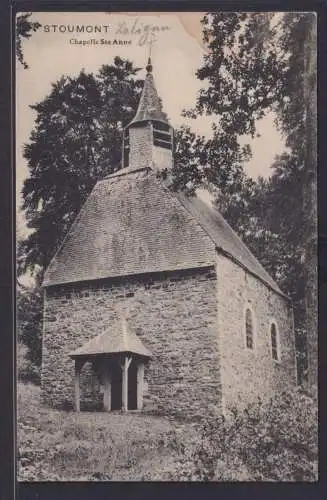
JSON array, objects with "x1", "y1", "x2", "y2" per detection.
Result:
[
  {"x1": 111, "y1": 362, "x2": 122, "y2": 410},
  {"x1": 110, "y1": 359, "x2": 138, "y2": 410},
  {"x1": 128, "y1": 361, "x2": 138, "y2": 410}
]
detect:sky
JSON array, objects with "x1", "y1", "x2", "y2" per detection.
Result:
[{"x1": 16, "y1": 11, "x2": 286, "y2": 238}]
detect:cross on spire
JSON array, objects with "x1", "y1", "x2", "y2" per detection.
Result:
[
  {"x1": 146, "y1": 32, "x2": 156, "y2": 73},
  {"x1": 148, "y1": 31, "x2": 156, "y2": 59}
]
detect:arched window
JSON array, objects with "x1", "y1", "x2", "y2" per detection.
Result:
[
  {"x1": 245, "y1": 308, "x2": 254, "y2": 349},
  {"x1": 270, "y1": 322, "x2": 280, "y2": 361}
]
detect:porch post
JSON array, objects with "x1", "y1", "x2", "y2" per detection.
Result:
[
  {"x1": 137, "y1": 363, "x2": 145, "y2": 410},
  {"x1": 122, "y1": 355, "x2": 132, "y2": 412},
  {"x1": 103, "y1": 364, "x2": 111, "y2": 412},
  {"x1": 74, "y1": 359, "x2": 83, "y2": 412}
]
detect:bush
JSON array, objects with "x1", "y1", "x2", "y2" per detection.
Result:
[
  {"x1": 17, "y1": 342, "x2": 41, "y2": 385},
  {"x1": 17, "y1": 284, "x2": 43, "y2": 369},
  {"x1": 170, "y1": 389, "x2": 318, "y2": 481}
]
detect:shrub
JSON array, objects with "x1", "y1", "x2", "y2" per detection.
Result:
[
  {"x1": 17, "y1": 342, "x2": 41, "y2": 385},
  {"x1": 17, "y1": 284, "x2": 43, "y2": 368},
  {"x1": 170, "y1": 389, "x2": 318, "y2": 481}
]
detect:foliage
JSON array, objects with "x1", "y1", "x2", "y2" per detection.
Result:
[
  {"x1": 19, "y1": 57, "x2": 143, "y2": 279},
  {"x1": 16, "y1": 13, "x2": 41, "y2": 69},
  {"x1": 17, "y1": 382, "x2": 317, "y2": 481},
  {"x1": 17, "y1": 283, "x2": 43, "y2": 372},
  {"x1": 179, "y1": 11, "x2": 312, "y2": 284},
  {"x1": 170, "y1": 389, "x2": 318, "y2": 481},
  {"x1": 175, "y1": 12, "x2": 316, "y2": 384},
  {"x1": 17, "y1": 342, "x2": 40, "y2": 385}
]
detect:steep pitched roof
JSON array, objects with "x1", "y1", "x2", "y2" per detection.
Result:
[
  {"x1": 69, "y1": 318, "x2": 152, "y2": 358},
  {"x1": 127, "y1": 58, "x2": 169, "y2": 127},
  {"x1": 42, "y1": 167, "x2": 216, "y2": 287},
  {"x1": 42, "y1": 166, "x2": 285, "y2": 297},
  {"x1": 173, "y1": 189, "x2": 284, "y2": 295}
]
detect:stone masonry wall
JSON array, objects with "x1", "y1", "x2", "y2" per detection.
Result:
[
  {"x1": 41, "y1": 267, "x2": 221, "y2": 419},
  {"x1": 153, "y1": 144, "x2": 173, "y2": 172},
  {"x1": 129, "y1": 124, "x2": 153, "y2": 170},
  {"x1": 216, "y1": 253, "x2": 297, "y2": 410}
]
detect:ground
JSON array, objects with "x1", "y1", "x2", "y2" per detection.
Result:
[
  {"x1": 17, "y1": 382, "x2": 191, "y2": 481},
  {"x1": 17, "y1": 379, "x2": 318, "y2": 482}
]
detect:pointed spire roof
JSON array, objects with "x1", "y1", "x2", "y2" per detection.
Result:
[
  {"x1": 69, "y1": 317, "x2": 152, "y2": 359},
  {"x1": 127, "y1": 58, "x2": 170, "y2": 127}
]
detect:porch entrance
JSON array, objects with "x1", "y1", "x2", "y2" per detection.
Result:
[
  {"x1": 69, "y1": 317, "x2": 152, "y2": 413},
  {"x1": 127, "y1": 360, "x2": 138, "y2": 410},
  {"x1": 110, "y1": 359, "x2": 138, "y2": 410}
]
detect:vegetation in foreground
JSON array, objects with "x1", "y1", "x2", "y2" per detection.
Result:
[
  {"x1": 17, "y1": 381, "x2": 317, "y2": 482},
  {"x1": 17, "y1": 382, "x2": 182, "y2": 481}
]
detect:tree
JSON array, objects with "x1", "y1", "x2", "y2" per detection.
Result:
[
  {"x1": 177, "y1": 12, "x2": 316, "y2": 386},
  {"x1": 16, "y1": 13, "x2": 41, "y2": 69},
  {"x1": 19, "y1": 57, "x2": 143, "y2": 279},
  {"x1": 302, "y1": 16, "x2": 317, "y2": 394},
  {"x1": 17, "y1": 283, "x2": 43, "y2": 383}
]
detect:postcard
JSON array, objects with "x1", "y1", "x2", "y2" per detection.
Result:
[{"x1": 16, "y1": 10, "x2": 317, "y2": 482}]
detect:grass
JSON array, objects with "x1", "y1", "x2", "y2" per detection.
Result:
[
  {"x1": 17, "y1": 380, "x2": 318, "y2": 481},
  {"x1": 17, "y1": 382, "x2": 190, "y2": 481}
]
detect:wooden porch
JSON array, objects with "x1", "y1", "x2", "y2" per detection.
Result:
[{"x1": 69, "y1": 318, "x2": 152, "y2": 413}]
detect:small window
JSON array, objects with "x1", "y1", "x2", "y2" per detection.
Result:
[
  {"x1": 245, "y1": 308, "x2": 254, "y2": 349},
  {"x1": 270, "y1": 323, "x2": 280, "y2": 361}
]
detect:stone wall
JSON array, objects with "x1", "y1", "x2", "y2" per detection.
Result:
[
  {"x1": 216, "y1": 253, "x2": 297, "y2": 410},
  {"x1": 153, "y1": 143, "x2": 173, "y2": 172},
  {"x1": 128, "y1": 123, "x2": 173, "y2": 173},
  {"x1": 41, "y1": 267, "x2": 221, "y2": 419},
  {"x1": 128, "y1": 124, "x2": 153, "y2": 170}
]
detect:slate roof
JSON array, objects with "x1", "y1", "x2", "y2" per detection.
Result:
[
  {"x1": 127, "y1": 58, "x2": 169, "y2": 127},
  {"x1": 174, "y1": 189, "x2": 285, "y2": 295},
  {"x1": 42, "y1": 167, "x2": 216, "y2": 287},
  {"x1": 43, "y1": 166, "x2": 285, "y2": 297},
  {"x1": 69, "y1": 317, "x2": 152, "y2": 358}
]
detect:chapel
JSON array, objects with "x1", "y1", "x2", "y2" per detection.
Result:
[{"x1": 41, "y1": 59, "x2": 296, "y2": 418}]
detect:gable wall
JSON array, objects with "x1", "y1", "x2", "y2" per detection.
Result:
[
  {"x1": 41, "y1": 267, "x2": 221, "y2": 419},
  {"x1": 216, "y1": 253, "x2": 297, "y2": 410}
]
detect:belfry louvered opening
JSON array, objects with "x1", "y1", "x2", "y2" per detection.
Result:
[{"x1": 153, "y1": 121, "x2": 172, "y2": 150}]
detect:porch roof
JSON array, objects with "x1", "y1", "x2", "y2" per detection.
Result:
[{"x1": 69, "y1": 318, "x2": 152, "y2": 359}]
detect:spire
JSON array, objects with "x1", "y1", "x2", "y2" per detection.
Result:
[{"x1": 127, "y1": 58, "x2": 169, "y2": 127}]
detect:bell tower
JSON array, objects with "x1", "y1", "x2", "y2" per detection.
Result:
[{"x1": 123, "y1": 58, "x2": 174, "y2": 172}]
